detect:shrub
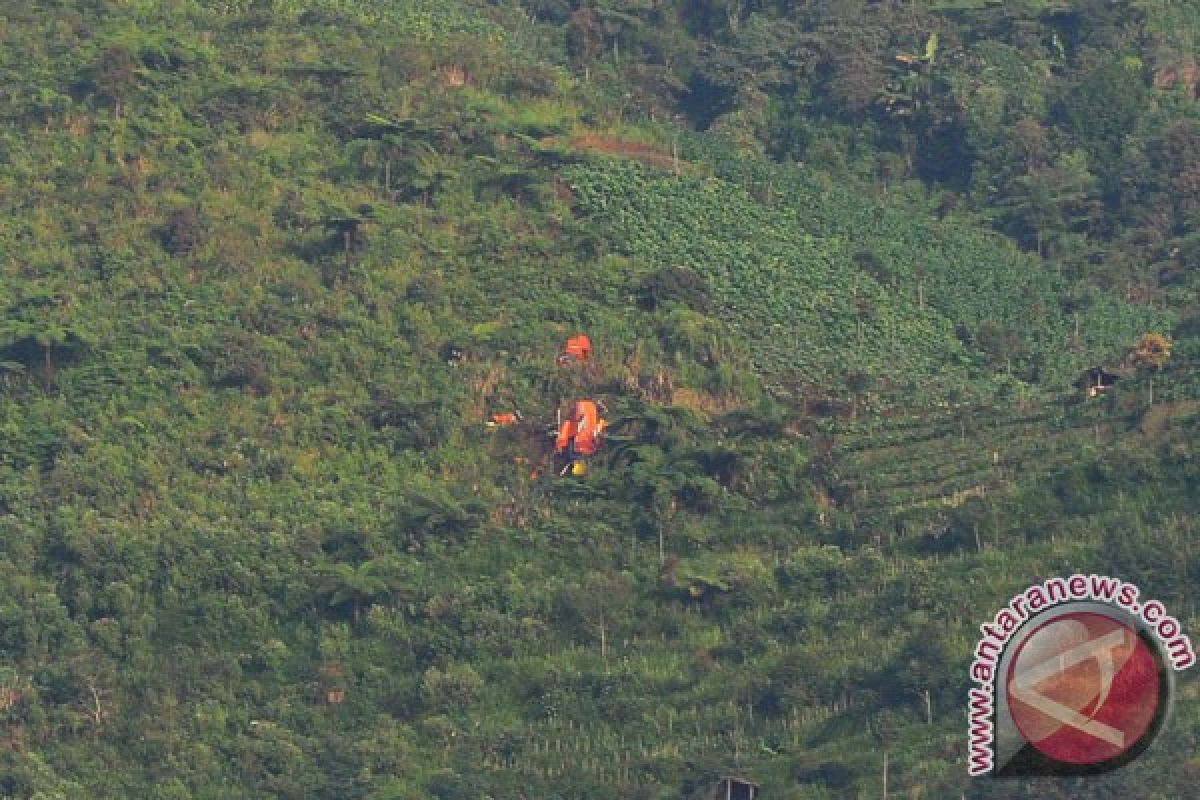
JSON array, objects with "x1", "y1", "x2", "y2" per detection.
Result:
[{"x1": 638, "y1": 266, "x2": 713, "y2": 312}]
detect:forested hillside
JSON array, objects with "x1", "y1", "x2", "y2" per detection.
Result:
[{"x1": 0, "y1": 1, "x2": 1197, "y2": 798}]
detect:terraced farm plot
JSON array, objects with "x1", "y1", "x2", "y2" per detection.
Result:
[
  {"x1": 565, "y1": 156, "x2": 1172, "y2": 402},
  {"x1": 824, "y1": 398, "x2": 1137, "y2": 519}
]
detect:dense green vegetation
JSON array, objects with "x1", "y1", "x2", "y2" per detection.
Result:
[
  {"x1": 0, "y1": 1, "x2": 1197, "y2": 798},
  {"x1": 565, "y1": 154, "x2": 1169, "y2": 397}
]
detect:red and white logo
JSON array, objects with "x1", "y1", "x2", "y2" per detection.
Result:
[
  {"x1": 1006, "y1": 612, "x2": 1162, "y2": 767},
  {"x1": 968, "y1": 577, "x2": 1192, "y2": 778}
]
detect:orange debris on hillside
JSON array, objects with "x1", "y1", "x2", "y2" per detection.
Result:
[
  {"x1": 487, "y1": 411, "x2": 522, "y2": 427},
  {"x1": 555, "y1": 400, "x2": 607, "y2": 457},
  {"x1": 558, "y1": 334, "x2": 592, "y2": 364}
]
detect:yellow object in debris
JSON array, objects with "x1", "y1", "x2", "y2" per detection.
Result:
[{"x1": 571, "y1": 461, "x2": 588, "y2": 476}]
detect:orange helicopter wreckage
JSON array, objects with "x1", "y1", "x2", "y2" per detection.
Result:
[
  {"x1": 486, "y1": 333, "x2": 608, "y2": 477},
  {"x1": 554, "y1": 399, "x2": 607, "y2": 476}
]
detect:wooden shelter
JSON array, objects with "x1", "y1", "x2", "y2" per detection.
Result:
[
  {"x1": 695, "y1": 776, "x2": 761, "y2": 800},
  {"x1": 1075, "y1": 366, "x2": 1123, "y2": 398}
]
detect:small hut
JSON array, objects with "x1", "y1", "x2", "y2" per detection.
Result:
[
  {"x1": 1075, "y1": 366, "x2": 1123, "y2": 398},
  {"x1": 695, "y1": 776, "x2": 761, "y2": 800}
]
